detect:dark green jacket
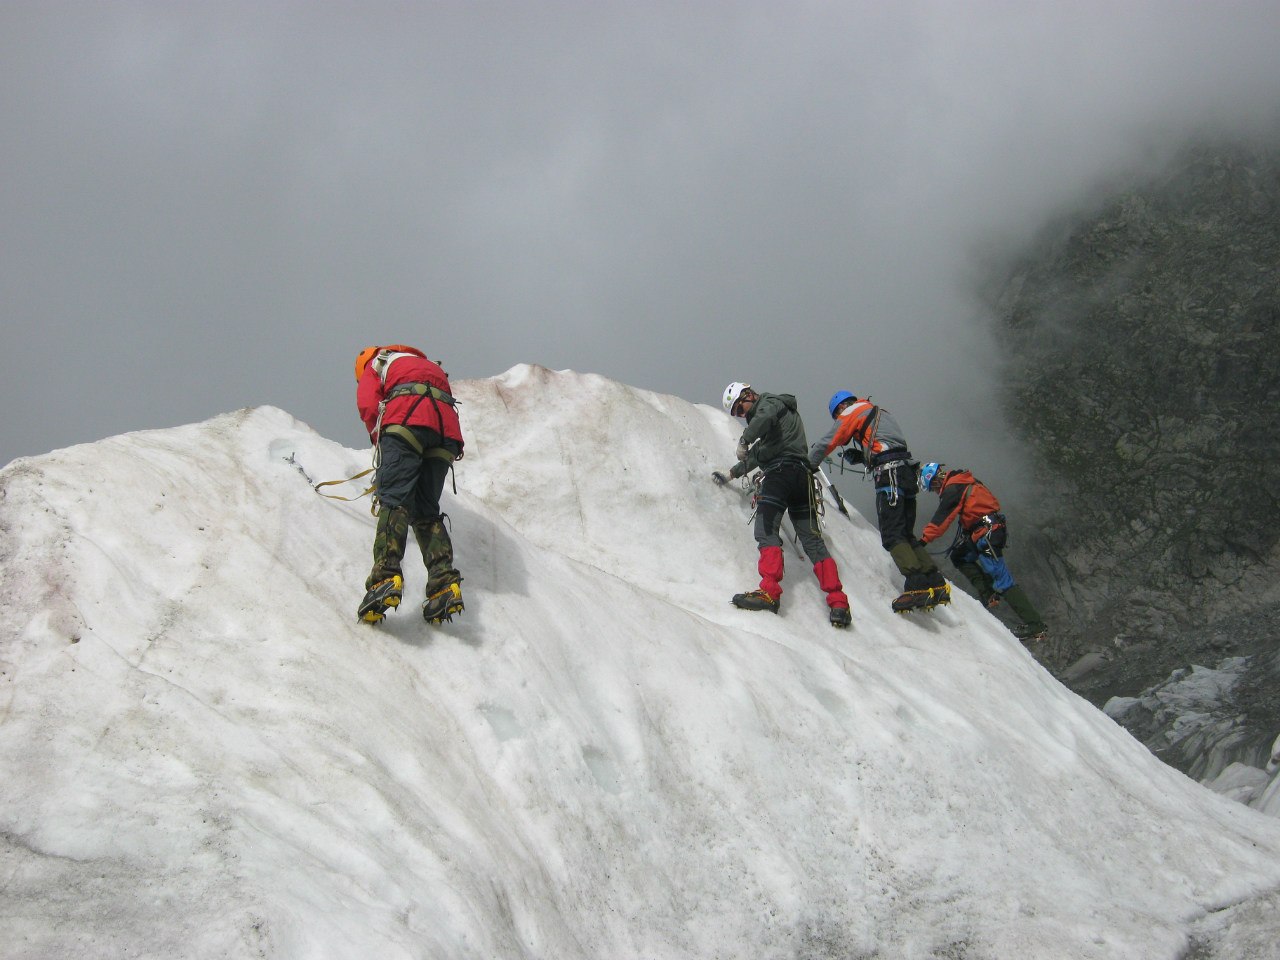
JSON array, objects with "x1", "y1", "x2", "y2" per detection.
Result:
[{"x1": 730, "y1": 392, "x2": 810, "y2": 478}]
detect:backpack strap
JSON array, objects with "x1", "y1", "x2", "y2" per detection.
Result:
[
  {"x1": 858, "y1": 405, "x2": 881, "y2": 469},
  {"x1": 372, "y1": 350, "x2": 411, "y2": 383}
]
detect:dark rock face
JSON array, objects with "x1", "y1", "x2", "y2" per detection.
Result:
[
  {"x1": 1101, "y1": 616, "x2": 1280, "y2": 782},
  {"x1": 991, "y1": 138, "x2": 1280, "y2": 776}
]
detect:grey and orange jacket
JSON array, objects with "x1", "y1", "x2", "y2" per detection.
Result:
[
  {"x1": 921, "y1": 470, "x2": 1001, "y2": 544},
  {"x1": 808, "y1": 398, "x2": 908, "y2": 471}
]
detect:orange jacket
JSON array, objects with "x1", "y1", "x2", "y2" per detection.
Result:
[{"x1": 920, "y1": 470, "x2": 1001, "y2": 544}]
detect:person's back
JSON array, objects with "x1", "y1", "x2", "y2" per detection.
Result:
[
  {"x1": 920, "y1": 469, "x2": 1001, "y2": 543},
  {"x1": 740, "y1": 391, "x2": 808, "y2": 471},
  {"x1": 357, "y1": 348, "x2": 463, "y2": 451},
  {"x1": 809, "y1": 396, "x2": 908, "y2": 470}
]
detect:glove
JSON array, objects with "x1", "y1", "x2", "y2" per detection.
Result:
[
  {"x1": 712, "y1": 471, "x2": 729, "y2": 486},
  {"x1": 736, "y1": 440, "x2": 748, "y2": 462}
]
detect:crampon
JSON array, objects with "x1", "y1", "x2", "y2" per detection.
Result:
[
  {"x1": 731, "y1": 589, "x2": 780, "y2": 613},
  {"x1": 358, "y1": 576, "x2": 403, "y2": 624},
  {"x1": 891, "y1": 583, "x2": 951, "y2": 615},
  {"x1": 423, "y1": 581, "x2": 464, "y2": 624}
]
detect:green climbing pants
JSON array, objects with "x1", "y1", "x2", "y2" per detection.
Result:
[{"x1": 366, "y1": 431, "x2": 460, "y2": 593}]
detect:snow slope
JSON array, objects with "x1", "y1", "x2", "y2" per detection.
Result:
[{"x1": 3, "y1": 364, "x2": 1280, "y2": 959}]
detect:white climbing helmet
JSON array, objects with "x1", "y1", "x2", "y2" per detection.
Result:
[{"x1": 722, "y1": 381, "x2": 752, "y2": 414}]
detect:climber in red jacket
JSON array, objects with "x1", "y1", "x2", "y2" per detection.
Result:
[{"x1": 354, "y1": 345, "x2": 465, "y2": 625}]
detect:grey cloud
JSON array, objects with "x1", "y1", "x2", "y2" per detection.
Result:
[{"x1": 3, "y1": 1, "x2": 1279, "y2": 496}]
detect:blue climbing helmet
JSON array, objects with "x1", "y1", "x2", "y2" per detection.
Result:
[
  {"x1": 919, "y1": 462, "x2": 944, "y2": 493},
  {"x1": 828, "y1": 390, "x2": 856, "y2": 418}
]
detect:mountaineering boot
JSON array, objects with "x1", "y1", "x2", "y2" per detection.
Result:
[
  {"x1": 986, "y1": 593, "x2": 1002, "y2": 610},
  {"x1": 921, "y1": 572, "x2": 951, "y2": 610},
  {"x1": 1013, "y1": 623, "x2": 1049, "y2": 644},
  {"x1": 911, "y1": 568, "x2": 952, "y2": 611},
  {"x1": 732, "y1": 589, "x2": 780, "y2": 613},
  {"x1": 829, "y1": 606, "x2": 852, "y2": 628},
  {"x1": 358, "y1": 575, "x2": 404, "y2": 624},
  {"x1": 891, "y1": 589, "x2": 933, "y2": 614},
  {"x1": 896, "y1": 570, "x2": 950, "y2": 614},
  {"x1": 423, "y1": 580, "x2": 464, "y2": 624}
]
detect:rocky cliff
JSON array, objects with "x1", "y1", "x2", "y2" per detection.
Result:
[{"x1": 990, "y1": 137, "x2": 1280, "y2": 780}]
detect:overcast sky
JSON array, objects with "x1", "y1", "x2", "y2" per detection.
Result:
[{"x1": 4, "y1": 2, "x2": 1279, "y2": 484}]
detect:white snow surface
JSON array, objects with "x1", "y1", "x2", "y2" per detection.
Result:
[{"x1": 3, "y1": 364, "x2": 1280, "y2": 960}]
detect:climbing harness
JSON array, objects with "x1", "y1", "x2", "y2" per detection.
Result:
[
  {"x1": 970, "y1": 511, "x2": 1008, "y2": 558},
  {"x1": 374, "y1": 379, "x2": 458, "y2": 454},
  {"x1": 872, "y1": 457, "x2": 913, "y2": 508},
  {"x1": 938, "y1": 480, "x2": 1007, "y2": 560}
]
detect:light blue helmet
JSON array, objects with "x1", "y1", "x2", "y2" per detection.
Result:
[
  {"x1": 919, "y1": 462, "x2": 944, "y2": 493},
  {"x1": 828, "y1": 390, "x2": 856, "y2": 418}
]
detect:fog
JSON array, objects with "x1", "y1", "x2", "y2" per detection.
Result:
[{"x1": 4, "y1": 1, "x2": 1279, "y2": 512}]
